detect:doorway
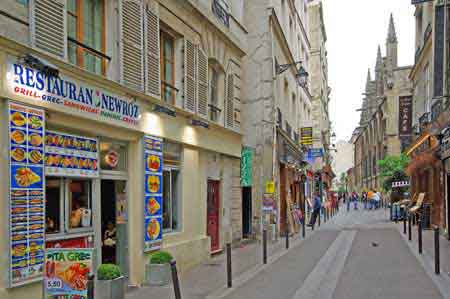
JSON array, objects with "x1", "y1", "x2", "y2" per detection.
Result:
[
  {"x1": 242, "y1": 187, "x2": 252, "y2": 238},
  {"x1": 207, "y1": 180, "x2": 220, "y2": 252},
  {"x1": 101, "y1": 180, "x2": 128, "y2": 276}
]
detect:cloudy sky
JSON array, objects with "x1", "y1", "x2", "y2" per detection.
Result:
[{"x1": 322, "y1": 0, "x2": 416, "y2": 142}]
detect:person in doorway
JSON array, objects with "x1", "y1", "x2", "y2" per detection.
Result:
[
  {"x1": 307, "y1": 192, "x2": 321, "y2": 227},
  {"x1": 70, "y1": 201, "x2": 83, "y2": 228},
  {"x1": 102, "y1": 221, "x2": 117, "y2": 264}
]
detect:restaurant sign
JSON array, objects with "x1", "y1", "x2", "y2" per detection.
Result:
[
  {"x1": 440, "y1": 127, "x2": 450, "y2": 159},
  {"x1": 399, "y1": 96, "x2": 413, "y2": 137},
  {"x1": 7, "y1": 61, "x2": 141, "y2": 127}
]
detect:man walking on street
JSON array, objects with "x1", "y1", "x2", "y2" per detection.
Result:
[{"x1": 308, "y1": 192, "x2": 321, "y2": 227}]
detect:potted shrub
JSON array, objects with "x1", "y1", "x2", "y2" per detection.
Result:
[
  {"x1": 145, "y1": 251, "x2": 173, "y2": 286},
  {"x1": 96, "y1": 264, "x2": 125, "y2": 299}
]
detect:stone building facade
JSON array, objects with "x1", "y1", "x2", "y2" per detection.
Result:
[
  {"x1": 353, "y1": 15, "x2": 413, "y2": 192},
  {"x1": 242, "y1": 0, "x2": 313, "y2": 236}
]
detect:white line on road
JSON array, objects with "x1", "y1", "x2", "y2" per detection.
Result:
[{"x1": 292, "y1": 230, "x2": 356, "y2": 299}]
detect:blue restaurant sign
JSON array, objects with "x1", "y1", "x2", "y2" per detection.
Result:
[{"x1": 307, "y1": 148, "x2": 324, "y2": 159}]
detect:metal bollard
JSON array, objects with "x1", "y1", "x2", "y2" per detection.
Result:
[
  {"x1": 318, "y1": 210, "x2": 321, "y2": 227},
  {"x1": 170, "y1": 260, "x2": 182, "y2": 299},
  {"x1": 418, "y1": 218, "x2": 422, "y2": 254},
  {"x1": 226, "y1": 243, "x2": 232, "y2": 288},
  {"x1": 87, "y1": 274, "x2": 95, "y2": 299},
  {"x1": 263, "y1": 229, "x2": 267, "y2": 264},
  {"x1": 408, "y1": 214, "x2": 412, "y2": 241},
  {"x1": 435, "y1": 226, "x2": 440, "y2": 275},
  {"x1": 302, "y1": 217, "x2": 306, "y2": 238},
  {"x1": 285, "y1": 228, "x2": 289, "y2": 250},
  {"x1": 390, "y1": 204, "x2": 393, "y2": 220},
  {"x1": 324, "y1": 209, "x2": 327, "y2": 223},
  {"x1": 403, "y1": 215, "x2": 407, "y2": 235}
]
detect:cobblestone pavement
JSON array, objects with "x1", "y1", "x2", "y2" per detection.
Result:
[{"x1": 127, "y1": 207, "x2": 447, "y2": 299}]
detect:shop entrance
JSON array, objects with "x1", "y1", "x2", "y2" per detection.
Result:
[
  {"x1": 101, "y1": 180, "x2": 128, "y2": 276},
  {"x1": 242, "y1": 187, "x2": 252, "y2": 238},
  {"x1": 207, "y1": 180, "x2": 220, "y2": 252}
]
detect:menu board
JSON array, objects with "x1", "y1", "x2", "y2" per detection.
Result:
[
  {"x1": 8, "y1": 102, "x2": 46, "y2": 287},
  {"x1": 45, "y1": 131, "x2": 99, "y2": 178},
  {"x1": 44, "y1": 248, "x2": 93, "y2": 299},
  {"x1": 143, "y1": 135, "x2": 163, "y2": 252}
]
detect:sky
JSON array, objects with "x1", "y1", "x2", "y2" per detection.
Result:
[{"x1": 322, "y1": 0, "x2": 416, "y2": 142}]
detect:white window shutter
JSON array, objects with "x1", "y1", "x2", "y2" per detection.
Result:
[
  {"x1": 184, "y1": 39, "x2": 197, "y2": 113},
  {"x1": 225, "y1": 73, "x2": 235, "y2": 128},
  {"x1": 31, "y1": 0, "x2": 66, "y2": 58},
  {"x1": 120, "y1": 0, "x2": 144, "y2": 91},
  {"x1": 144, "y1": 5, "x2": 160, "y2": 98},
  {"x1": 197, "y1": 48, "x2": 208, "y2": 119}
]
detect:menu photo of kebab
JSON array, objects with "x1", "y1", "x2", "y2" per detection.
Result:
[
  {"x1": 28, "y1": 133, "x2": 43, "y2": 147},
  {"x1": 29, "y1": 232, "x2": 44, "y2": 240},
  {"x1": 11, "y1": 232, "x2": 27, "y2": 242},
  {"x1": 29, "y1": 149, "x2": 43, "y2": 164},
  {"x1": 11, "y1": 197, "x2": 28, "y2": 206},
  {"x1": 30, "y1": 190, "x2": 43, "y2": 197},
  {"x1": 11, "y1": 215, "x2": 27, "y2": 224},
  {"x1": 11, "y1": 206, "x2": 27, "y2": 215},
  {"x1": 10, "y1": 129, "x2": 26, "y2": 145},
  {"x1": 29, "y1": 241, "x2": 44, "y2": 256},
  {"x1": 28, "y1": 114, "x2": 43, "y2": 130},
  {"x1": 10, "y1": 147, "x2": 26, "y2": 162},
  {"x1": 30, "y1": 215, "x2": 43, "y2": 222},
  {"x1": 10, "y1": 111, "x2": 27, "y2": 127},
  {"x1": 13, "y1": 166, "x2": 42, "y2": 188},
  {"x1": 29, "y1": 197, "x2": 43, "y2": 206},
  {"x1": 11, "y1": 243, "x2": 27, "y2": 259},
  {"x1": 11, "y1": 190, "x2": 27, "y2": 197},
  {"x1": 11, "y1": 224, "x2": 27, "y2": 233},
  {"x1": 11, "y1": 258, "x2": 27, "y2": 270},
  {"x1": 29, "y1": 223, "x2": 44, "y2": 232},
  {"x1": 29, "y1": 206, "x2": 44, "y2": 214}
]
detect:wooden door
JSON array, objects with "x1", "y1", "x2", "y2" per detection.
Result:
[{"x1": 207, "y1": 180, "x2": 220, "y2": 252}]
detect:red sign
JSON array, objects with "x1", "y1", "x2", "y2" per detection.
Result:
[
  {"x1": 399, "y1": 96, "x2": 413, "y2": 137},
  {"x1": 46, "y1": 237, "x2": 89, "y2": 249}
]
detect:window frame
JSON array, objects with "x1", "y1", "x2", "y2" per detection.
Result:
[
  {"x1": 66, "y1": 179, "x2": 93, "y2": 233},
  {"x1": 160, "y1": 30, "x2": 176, "y2": 104},
  {"x1": 162, "y1": 166, "x2": 181, "y2": 233},
  {"x1": 67, "y1": 0, "x2": 107, "y2": 75}
]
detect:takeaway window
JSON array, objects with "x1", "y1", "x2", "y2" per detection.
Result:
[
  {"x1": 67, "y1": 0, "x2": 107, "y2": 75},
  {"x1": 45, "y1": 178, "x2": 93, "y2": 236}
]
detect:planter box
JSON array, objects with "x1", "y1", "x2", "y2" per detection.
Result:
[
  {"x1": 96, "y1": 276, "x2": 125, "y2": 299},
  {"x1": 145, "y1": 263, "x2": 171, "y2": 286}
]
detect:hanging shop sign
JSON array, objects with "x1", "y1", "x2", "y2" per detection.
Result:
[
  {"x1": 8, "y1": 102, "x2": 46, "y2": 287},
  {"x1": 45, "y1": 131, "x2": 99, "y2": 178},
  {"x1": 307, "y1": 148, "x2": 324, "y2": 159},
  {"x1": 439, "y1": 127, "x2": 450, "y2": 159},
  {"x1": 143, "y1": 135, "x2": 163, "y2": 252},
  {"x1": 300, "y1": 127, "x2": 313, "y2": 146},
  {"x1": 265, "y1": 181, "x2": 275, "y2": 194},
  {"x1": 44, "y1": 248, "x2": 93, "y2": 299},
  {"x1": 7, "y1": 61, "x2": 141, "y2": 127},
  {"x1": 399, "y1": 96, "x2": 413, "y2": 137},
  {"x1": 241, "y1": 147, "x2": 253, "y2": 187}
]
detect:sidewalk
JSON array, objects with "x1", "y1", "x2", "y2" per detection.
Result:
[{"x1": 126, "y1": 209, "x2": 341, "y2": 299}]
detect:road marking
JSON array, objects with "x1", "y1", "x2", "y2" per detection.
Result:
[{"x1": 292, "y1": 230, "x2": 356, "y2": 299}]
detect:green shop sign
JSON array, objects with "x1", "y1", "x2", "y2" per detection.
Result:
[{"x1": 241, "y1": 147, "x2": 253, "y2": 187}]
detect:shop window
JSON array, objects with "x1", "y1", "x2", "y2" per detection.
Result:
[
  {"x1": 67, "y1": 0, "x2": 106, "y2": 75},
  {"x1": 68, "y1": 180, "x2": 92, "y2": 230},
  {"x1": 45, "y1": 178, "x2": 93, "y2": 237},
  {"x1": 160, "y1": 31, "x2": 176, "y2": 104},
  {"x1": 100, "y1": 141, "x2": 128, "y2": 172},
  {"x1": 162, "y1": 141, "x2": 182, "y2": 232}
]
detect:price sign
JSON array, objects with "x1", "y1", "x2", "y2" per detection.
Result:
[{"x1": 46, "y1": 278, "x2": 63, "y2": 289}]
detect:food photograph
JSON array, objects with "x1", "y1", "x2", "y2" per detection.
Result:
[
  {"x1": 10, "y1": 111, "x2": 27, "y2": 127},
  {"x1": 10, "y1": 129, "x2": 26, "y2": 145}
]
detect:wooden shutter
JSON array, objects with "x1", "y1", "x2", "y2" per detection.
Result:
[
  {"x1": 197, "y1": 48, "x2": 208, "y2": 118},
  {"x1": 32, "y1": 0, "x2": 66, "y2": 58},
  {"x1": 120, "y1": 0, "x2": 144, "y2": 91},
  {"x1": 144, "y1": 6, "x2": 160, "y2": 98},
  {"x1": 225, "y1": 73, "x2": 234, "y2": 128},
  {"x1": 184, "y1": 39, "x2": 197, "y2": 113}
]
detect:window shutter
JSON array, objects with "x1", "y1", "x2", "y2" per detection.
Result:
[
  {"x1": 144, "y1": 6, "x2": 160, "y2": 98},
  {"x1": 197, "y1": 48, "x2": 208, "y2": 119},
  {"x1": 120, "y1": 0, "x2": 144, "y2": 91},
  {"x1": 184, "y1": 39, "x2": 197, "y2": 113},
  {"x1": 225, "y1": 73, "x2": 234, "y2": 128},
  {"x1": 32, "y1": 0, "x2": 66, "y2": 58}
]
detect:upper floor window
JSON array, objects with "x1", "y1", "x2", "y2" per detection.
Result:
[
  {"x1": 67, "y1": 0, "x2": 106, "y2": 75},
  {"x1": 212, "y1": 0, "x2": 230, "y2": 27},
  {"x1": 208, "y1": 61, "x2": 225, "y2": 123},
  {"x1": 160, "y1": 31, "x2": 176, "y2": 104}
]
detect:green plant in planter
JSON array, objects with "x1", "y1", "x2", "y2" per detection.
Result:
[
  {"x1": 149, "y1": 251, "x2": 173, "y2": 264},
  {"x1": 97, "y1": 264, "x2": 122, "y2": 280}
]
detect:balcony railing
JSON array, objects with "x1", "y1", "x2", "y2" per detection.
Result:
[{"x1": 212, "y1": 0, "x2": 230, "y2": 28}]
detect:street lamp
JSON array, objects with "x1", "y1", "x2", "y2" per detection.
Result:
[{"x1": 276, "y1": 61, "x2": 309, "y2": 88}]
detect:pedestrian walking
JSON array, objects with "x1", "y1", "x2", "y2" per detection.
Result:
[
  {"x1": 353, "y1": 192, "x2": 358, "y2": 210},
  {"x1": 307, "y1": 192, "x2": 321, "y2": 227}
]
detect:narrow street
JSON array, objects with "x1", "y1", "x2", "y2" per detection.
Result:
[{"x1": 208, "y1": 208, "x2": 444, "y2": 299}]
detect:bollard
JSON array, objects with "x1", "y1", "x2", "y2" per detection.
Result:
[
  {"x1": 87, "y1": 274, "x2": 95, "y2": 299},
  {"x1": 390, "y1": 204, "x2": 393, "y2": 220},
  {"x1": 318, "y1": 210, "x2": 321, "y2": 227},
  {"x1": 285, "y1": 228, "x2": 289, "y2": 250},
  {"x1": 418, "y1": 218, "x2": 422, "y2": 254},
  {"x1": 435, "y1": 226, "x2": 440, "y2": 275},
  {"x1": 263, "y1": 229, "x2": 267, "y2": 264},
  {"x1": 408, "y1": 214, "x2": 412, "y2": 241},
  {"x1": 170, "y1": 260, "x2": 182, "y2": 299},
  {"x1": 302, "y1": 217, "x2": 306, "y2": 238},
  {"x1": 226, "y1": 243, "x2": 232, "y2": 288},
  {"x1": 403, "y1": 215, "x2": 407, "y2": 235},
  {"x1": 324, "y1": 209, "x2": 327, "y2": 223}
]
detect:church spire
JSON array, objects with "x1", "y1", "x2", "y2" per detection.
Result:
[
  {"x1": 387, "y1": 13, "x2": 397, "y2": 43},
  {"x1": 366, "y1": 68, "x2": 372, "y2": 90},
  {"x1": 376, "y1": 45, "x2": 382, "y2": 70}
]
